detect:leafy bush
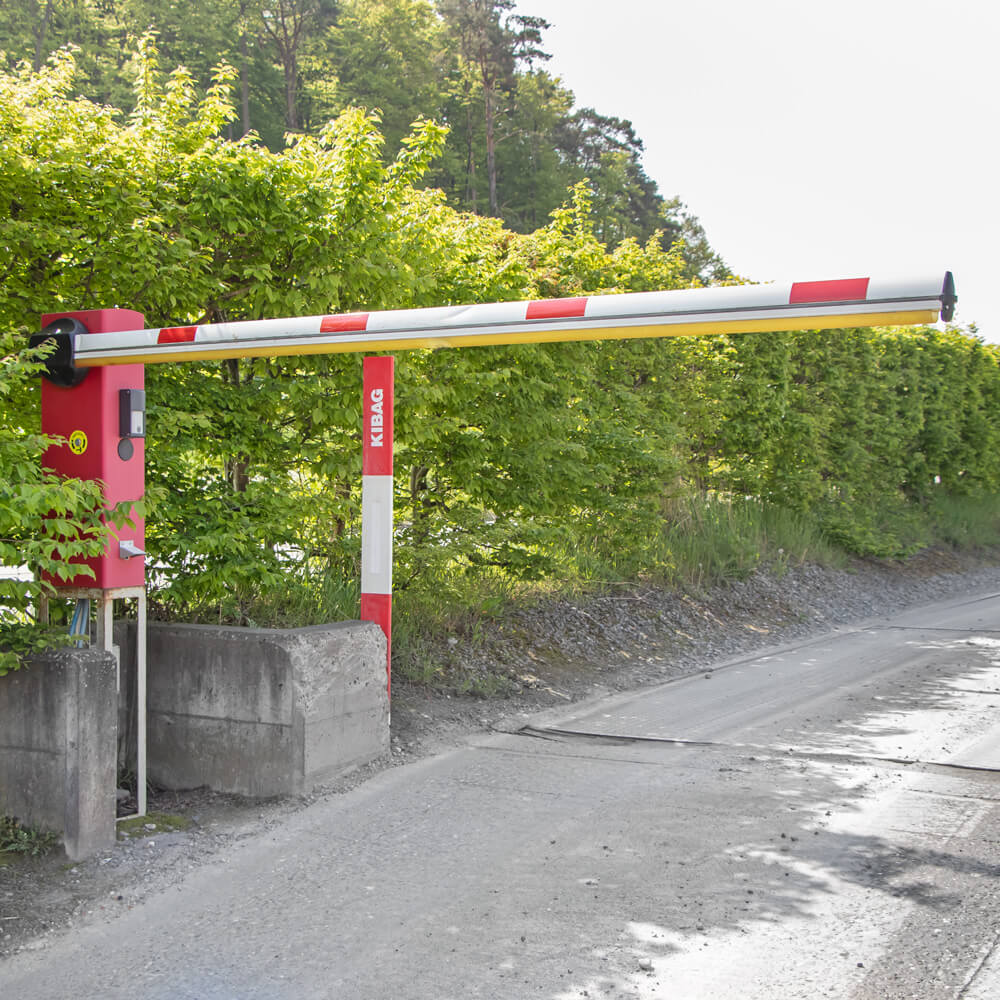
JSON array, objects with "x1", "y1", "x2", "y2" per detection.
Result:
[
  {"x1": 0, "y1": 815, "x2": 57, "y2": 858},
  {"x1": 0, "y1": 334, "x2": 132, "y2": 675}
]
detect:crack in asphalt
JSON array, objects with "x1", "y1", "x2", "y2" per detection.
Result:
[
  {"x1": 514, "y1": 724, "x2": 1000, "y2": 781},
  {"x1": 866, "y1": 626, "x2": 1000, "y2": 634}
]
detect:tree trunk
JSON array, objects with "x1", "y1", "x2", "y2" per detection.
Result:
[
  {"x1": 484, "y1": 80, "x2": 498, "y2": 216},
  {"x1": 284, "y1": 59, "x2": 299, "y2": 130},
  {"x1": 239, "y1": 29, "x2": 252, "y2": 136},
  {"x1": 32, "y1": 0, "x2": 56, "y2": 71},
  {"x1": 223, "y1": 359, "x2": 251, "y2": 492},
  {"x1": 258, "y1": 0, "x2": 310, "y2": 132},
  {"x1": 465, "y1": 99, "x2": 477, "y2": 209}
]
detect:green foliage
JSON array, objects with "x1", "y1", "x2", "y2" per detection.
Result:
[
  {"x1": 116, "y1": 810, "x2": 191, "y2": 839},
  {"x1": 0, "y1": 334, "x2": 130, "y2": 675},
  {"x1": 1, "y1": 50, "x2": 445, "y2": 624},
  {"x1": 330, "y1": 0, "x2": 448, "y2": 157},
  {"x1": 0, "y1": 0, "x2": 728, "y2": 278},
  {"x1": 0, "y1": 815, "x2": 58, "y2": 860},
  {"x1": 919, "y1": 493, "x2": 1000, "y2": 550}
]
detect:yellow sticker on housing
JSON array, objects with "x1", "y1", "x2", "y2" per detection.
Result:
[{"x1": 68, "y1": 430, "x2": 88, "y2": 455}]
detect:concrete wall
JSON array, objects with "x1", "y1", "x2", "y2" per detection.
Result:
[
  {"x1": 0, "y1": 649, "x2": 117, "y2": 860},
  {"x1": 0, "y1": 620, "x2": 386, "y2": 861},
  {"x1": 146, "y1": 621, "x2": 389, "y2": 797}
]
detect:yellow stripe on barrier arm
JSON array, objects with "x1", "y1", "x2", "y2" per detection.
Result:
[{"x1": 82, "y1": 310, "x2": 941, "y2": 367}]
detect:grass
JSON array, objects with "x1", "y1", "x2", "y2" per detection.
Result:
[
  {"x1": 923, "y1": 493, "x2": 1000, "y2": 550},
  {"x1": 391, "y1": 564, "x2": 523, "y2": 694},
  {"x1": 116, "y1": 811, "x2": 192, "y2": 840},
  {"x1": 386, "y1": 496, "x2": 847, "y2": 690},
  {"x1": 658, "y1": 497, "x2": 847, "y2": 587},
  {"x1": 156, "y1": 562, "x2": 362, "y2": 630},
  {"x1": 567, "y1": 496, "x2": 847, "y2": 593}
]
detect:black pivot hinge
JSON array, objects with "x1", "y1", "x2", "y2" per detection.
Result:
[{"x1": 28, "y1": 317, "x2": 89, "y2": 386}]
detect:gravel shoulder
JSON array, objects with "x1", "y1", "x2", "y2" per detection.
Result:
[{"x1": 3, "y1": 547, "x2": 1000, "y2": 960}]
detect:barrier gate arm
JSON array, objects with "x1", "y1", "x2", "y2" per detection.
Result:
[{"x1": 35, "y1": 272, "x2": 955, "y2": 381}]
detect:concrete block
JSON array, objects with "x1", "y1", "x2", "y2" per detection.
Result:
[
  {"x1": 0, "y1": 648, "x2": 118, "y2": 860},
  {"x1": 147, "y1": 621, "x2": 388, "y2": 797}
]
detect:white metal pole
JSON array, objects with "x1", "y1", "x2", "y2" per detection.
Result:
[
  {"x1": 96, "y1": 595, "x2": 116, "y2": 688},
  {"x1": 136, "y1": 589, "x2": 147, "y2": 818}
]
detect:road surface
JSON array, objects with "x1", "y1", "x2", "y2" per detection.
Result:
[{"x1": 3, "y1": 587, "x2": 999, "y2": 999}]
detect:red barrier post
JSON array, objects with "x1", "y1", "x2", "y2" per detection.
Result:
[
  {"x1": 40, "y1": 309, "x2": 146, "y2": 588},
  {"x1": 360, "y1": 356, "x2": 394, "y2": 692}
]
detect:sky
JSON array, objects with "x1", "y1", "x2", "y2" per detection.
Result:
[{"x1": 518, "y1": 0, "x2": 998, "y2": 343}]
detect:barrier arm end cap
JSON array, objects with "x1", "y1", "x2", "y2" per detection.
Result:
[{"x1": 941, "y1": 271, "x2": 957, "y2": 323}]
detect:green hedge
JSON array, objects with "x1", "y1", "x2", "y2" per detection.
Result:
[{"x1": 2, "y1": 54, "x2": 998, "y2": 642}]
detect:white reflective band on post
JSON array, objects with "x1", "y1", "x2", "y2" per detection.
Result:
[
  {"x1": 361, "y1": 475, "x2": 393, "y2": 596},
  {"x1": 66, "y1": 272, "x2": 955, "y2": 367}
]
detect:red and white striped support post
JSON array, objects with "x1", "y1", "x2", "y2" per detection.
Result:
[{"x1": 360, "y1": 357, "x2": 394, "y2": 692}]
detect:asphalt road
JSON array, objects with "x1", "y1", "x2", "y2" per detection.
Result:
[{"x1": 3, "y1": 588, "x2": 1000, "y2": 999}]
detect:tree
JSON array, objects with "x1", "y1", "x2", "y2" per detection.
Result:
[
  {"x1": 437, "y1": 0, "x2": 548, "y2": 217},
  {"x1": 328, "y1": 0, "x2": 447, "y2": 157},
  {"x1": 488, "y1": 67, "x2": 573, "y2": 230},
  {"x1": 108, "y1": 0, "x2": 260, "y2": 135},
  {"x1": 0, "y1": 0, "x2": 730, "y2": 277},
  {"x1": 0, "y1": 0, "x2": 130, "y2": 106},
  {"x1": 0, "y1": 47, "x2": 461, "y2": 618},
  {"x1": 254, "y1": 0, "x2": 338, "y2": 131},
  {"x1": 0, "y1": 0, "x2": 94, "y2": 71}
]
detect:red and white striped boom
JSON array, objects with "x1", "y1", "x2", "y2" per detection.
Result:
[{"x1": 46, "y1": 273, "x2": 955, "y2": 373}]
